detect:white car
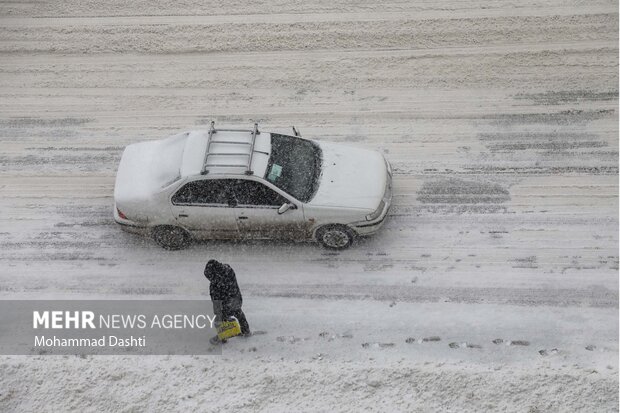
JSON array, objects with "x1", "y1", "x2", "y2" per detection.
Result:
[{"x1": 114, "y1": 123, "x2": 392, "y2": 250}]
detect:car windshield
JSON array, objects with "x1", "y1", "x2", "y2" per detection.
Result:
[{"x1": 265, "y1": 134, "x2": 322, "y2": 202}]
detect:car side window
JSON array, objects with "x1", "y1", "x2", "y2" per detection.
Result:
[
  {"x1": 171, "y1": 179, "x2": 231, "y2": 205},
  {"x1": 231, "y1": 180, "x2": 287, "y2": 207}
]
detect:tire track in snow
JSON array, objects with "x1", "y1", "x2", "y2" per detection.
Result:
[{"x1": 244, "y1": 284, "x2": 618, "y2": 308}]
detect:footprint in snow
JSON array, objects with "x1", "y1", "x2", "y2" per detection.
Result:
[
  {"x1": 319, "y1": 331, "x2": 353, "y2": 341},
  {"x1": 449, "y1": 342, "x2": 481, "y2": 349},
  {"x1": 362, "y1": 342, "x2": 395, "y2": 349},
  {"x1": 585, "y1": 345, "x2": 614, "y2": 352},
  {"x1": 538, "y1": 348, "x2": 559, "y2": 356},
  {"x1": 276, "y1": 336, "x2": 304, "y2": 344},
  {"x1": 405, "y1": 336, "x2": 441, "y2": 344},
  {"x1": 423, "y1": 336, "x2": 441, "y2": 342},
  {"x1": 492, "y1": 339, "x2": 530, "y2": 346}
]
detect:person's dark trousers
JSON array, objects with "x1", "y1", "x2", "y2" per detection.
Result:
[{"x1": 229, "y1": 309, "x2": 251, "y2": 335}]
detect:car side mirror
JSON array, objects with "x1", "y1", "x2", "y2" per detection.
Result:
[{"x1": 278, "y1": 203, "x2": 296, "y2": 214}]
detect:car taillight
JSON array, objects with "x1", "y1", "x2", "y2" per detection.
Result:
[{"x1": 117, "y1": 208, "x2": 128, "y2": 220}]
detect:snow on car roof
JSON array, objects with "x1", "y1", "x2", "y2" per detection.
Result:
[{"x1": 180, "y1": 129, "x2": 271, "y2": 178}]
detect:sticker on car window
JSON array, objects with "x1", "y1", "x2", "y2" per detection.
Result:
[{"x1": 267, "y1": 164, "x2": 282, "y2": 182}]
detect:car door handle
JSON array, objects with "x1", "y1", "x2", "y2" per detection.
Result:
[
  {"x1": 238, "y1": 216, "x2": 248, "y2": 220},
  {"x1": 178, "y1": 214, "x2": 189, "y2": 218}
]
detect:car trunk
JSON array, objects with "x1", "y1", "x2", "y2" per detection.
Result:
[{"x1": 114, "y1": 133, "x2": 187, "y2": 217}]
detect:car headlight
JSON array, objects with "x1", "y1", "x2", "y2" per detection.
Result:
[{"x1": 366, "y1": 200, "x2": 385, "y2": 221}]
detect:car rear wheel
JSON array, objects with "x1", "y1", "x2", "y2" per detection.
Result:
[
  {"x1": 152, "y1": 225, "x2": 191, "y2": 250},
  {"x1": 316, "y1": 225, "x2": 354, "y2": 250}
]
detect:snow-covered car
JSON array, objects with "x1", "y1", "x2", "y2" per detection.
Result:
[{"x1": 114, "y1": 123, "x2": 392, "y2": 250}]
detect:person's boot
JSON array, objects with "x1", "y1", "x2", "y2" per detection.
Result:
[{"x1": 209, "y1": 336, "x2": 227, "y2": 345}]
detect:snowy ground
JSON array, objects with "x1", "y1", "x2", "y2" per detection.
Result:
[{"x1": 0, "y1": 0, "x2": 618, "y2": 411}]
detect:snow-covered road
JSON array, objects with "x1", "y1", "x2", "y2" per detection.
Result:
[{"x1": 0, "y1": 0, "x2": 618, "y2": 411}]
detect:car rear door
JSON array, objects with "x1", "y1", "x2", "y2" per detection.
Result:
[
  {"x1": 169, "y1": 179, "x2": 238, "y2": 239},
  {"x1": 229, "y1": 179, "x2": 308, "y2": 240}
]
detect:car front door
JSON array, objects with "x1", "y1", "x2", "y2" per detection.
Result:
[
  {"x1": 169, "y1": 179, "x2": 238, "y2": 239},
  {"x1": 229, "y1": 179, "x2": 308, "y2": 240}
]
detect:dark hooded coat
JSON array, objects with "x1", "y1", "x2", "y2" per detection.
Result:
[{"x1": 204, "y1": 260, "x2": 243, "y2": 318}]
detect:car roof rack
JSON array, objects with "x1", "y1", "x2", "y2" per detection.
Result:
[{"x1": 201, "y1": 121, "x2": 260, "y2": 175}]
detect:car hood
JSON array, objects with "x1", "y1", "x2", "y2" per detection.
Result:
[{"x1": 308, "y1": 142, "x2": 387, "y2": 210}]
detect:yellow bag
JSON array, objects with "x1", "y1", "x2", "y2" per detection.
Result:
[{"x1": 217, "y1": 318, "x2": 241, "y2": 340}]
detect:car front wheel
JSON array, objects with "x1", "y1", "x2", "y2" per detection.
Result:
[
  {"x1": 316, "y1": 225, "x2": 354, "y2": 250},
  {"x1": 152, "y1": 225, "x2": 191, "y2": 250}
]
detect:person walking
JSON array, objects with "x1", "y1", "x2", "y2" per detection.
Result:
[{"x1": 204, "y1": 259, "x2": 251, "y2": 342}]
